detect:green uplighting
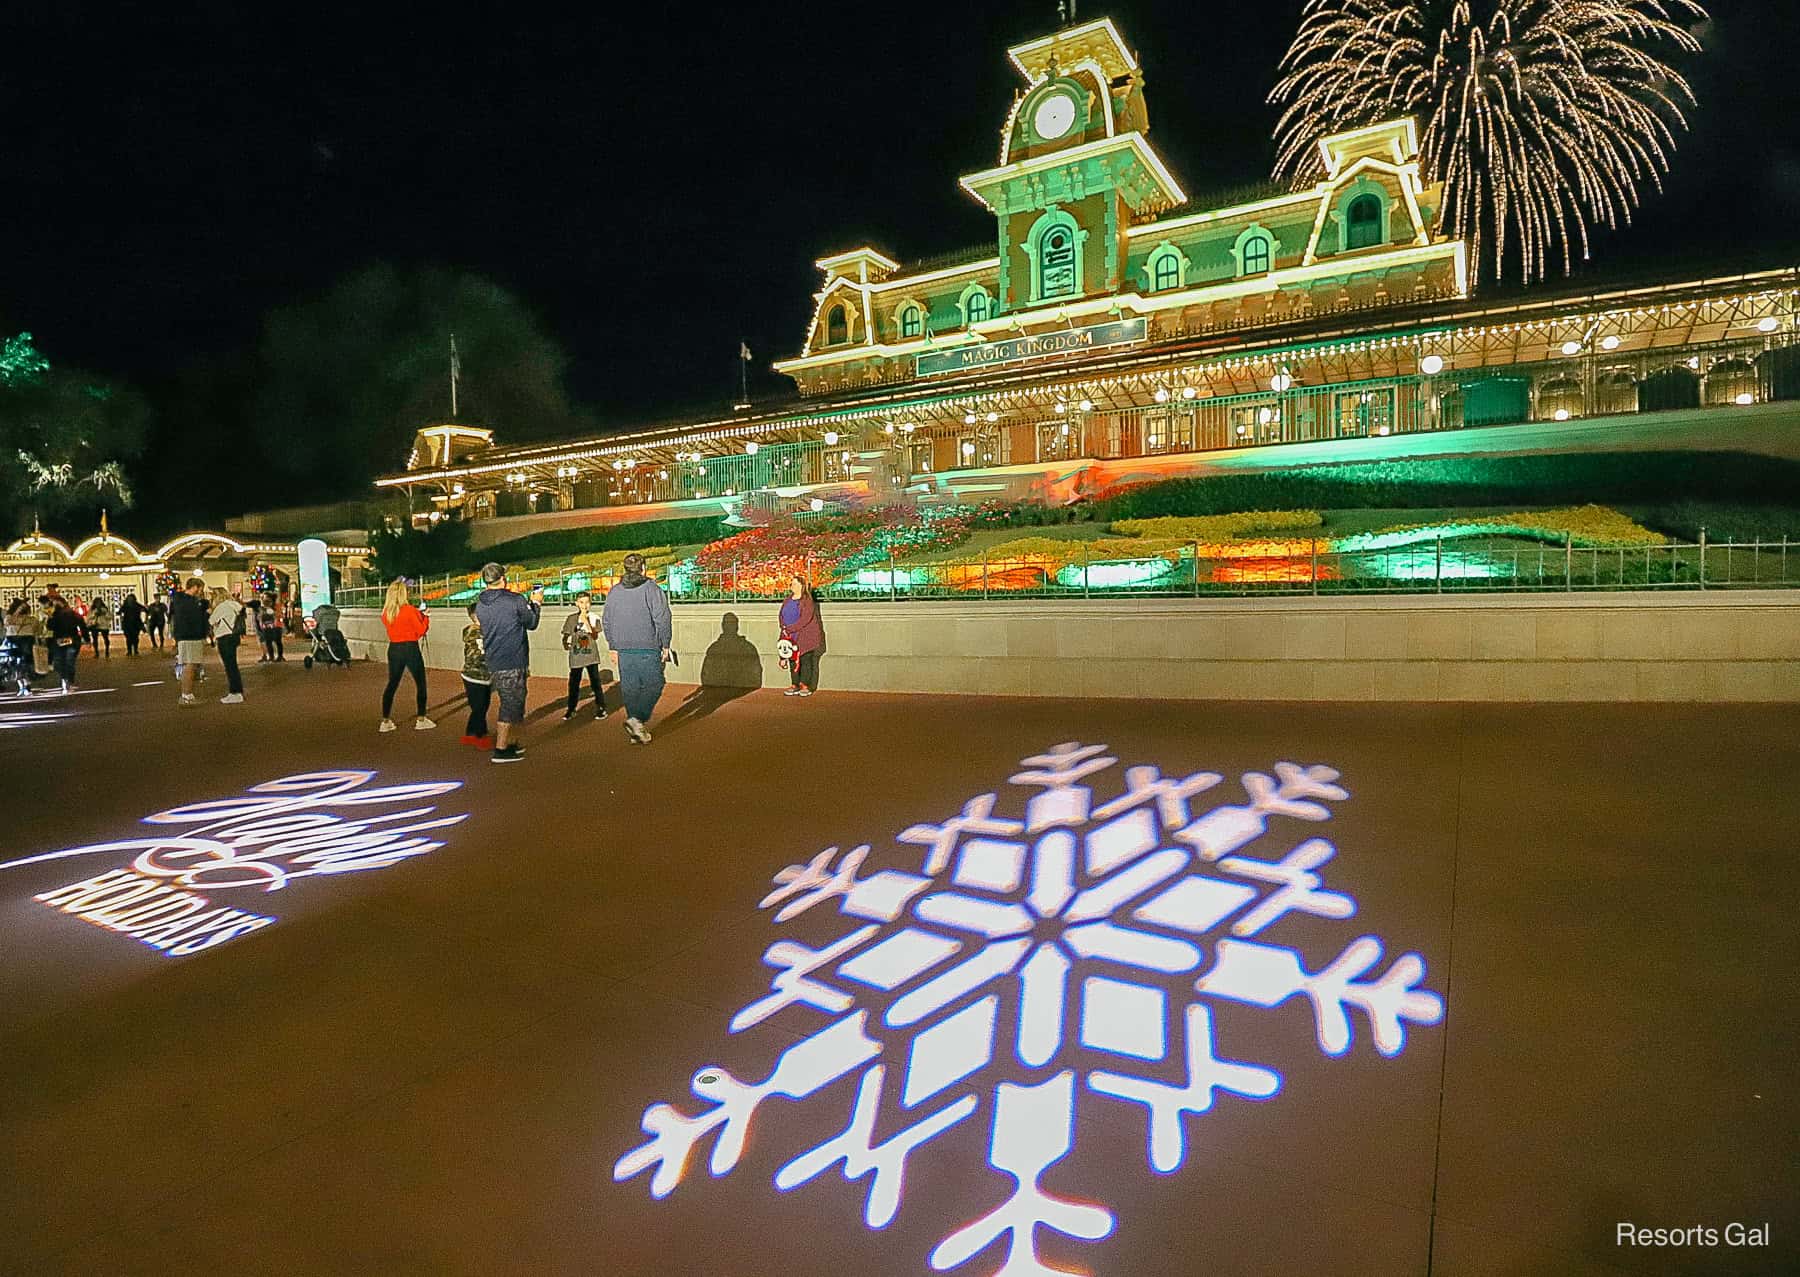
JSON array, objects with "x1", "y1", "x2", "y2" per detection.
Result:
[
  {"x1": 1367, "y1": 549, "x2": 1509, "y2": 581},
  {"x1": 1055, "y1": 558, "x2": 1179, "y2": 589}
]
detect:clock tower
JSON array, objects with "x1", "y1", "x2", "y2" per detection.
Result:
[{"x1": 959, "y1": 17, "x2": 1182, "y2": 316}]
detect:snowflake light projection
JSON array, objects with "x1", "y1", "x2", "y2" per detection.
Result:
[{"x1": 614, "y1": 744, "x2": 1444, "y2": 1275}]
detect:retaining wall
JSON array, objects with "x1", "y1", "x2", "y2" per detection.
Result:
[{"x1": 338, "y1": 591, "x2": 1799, "y2": 702}]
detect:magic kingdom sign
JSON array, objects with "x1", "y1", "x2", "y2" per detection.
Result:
[{"x1": 915, "y1": 317, "x2": 1147, "y2": 378}]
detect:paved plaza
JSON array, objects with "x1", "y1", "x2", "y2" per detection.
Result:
[{"x1": 1, "y1": 653, "x2": 1794, "y2": 1275}]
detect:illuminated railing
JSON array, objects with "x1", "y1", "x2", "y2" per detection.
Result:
[
  {"x1": 669, "y1": 538, "x2": 1798, "y2": 601},
  {"x1": 334, "y1": 537, "x2": 1798, "y2": 612}
]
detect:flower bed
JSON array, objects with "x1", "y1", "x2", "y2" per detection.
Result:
[
  {"x1": 1109, "y1": 510, "x2": 1324, "y2": 541},
  {"x1": 1338, "y1": 504, "x2": 1663, "y2": 552},
  {"x1": 679, "y1": 506, "x2": 977, "y2": 595}
]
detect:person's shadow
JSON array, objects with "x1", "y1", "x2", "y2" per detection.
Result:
[{"x1": 655, "y1": 612, "x2": 762, "y2": 738}]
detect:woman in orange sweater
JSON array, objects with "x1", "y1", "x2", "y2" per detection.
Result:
[{"x1": 378, "y1": 579, "x2": 435, "y2": 733}]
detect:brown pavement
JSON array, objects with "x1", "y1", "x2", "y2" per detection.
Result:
[{"x1": 0, "y1": 650, "x2": 1794, "y2": 1275}]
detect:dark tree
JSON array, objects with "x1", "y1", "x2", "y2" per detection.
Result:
[
  {"x1": 0, "y1": 332, "x2": 151, "y2": 535},
  {"x1": 250, "y1": 264, "x2": 581, "y2": 503}
]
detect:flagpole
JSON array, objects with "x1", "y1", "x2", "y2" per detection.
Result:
[{"x1": 450, "y1": 332, "x2": 460, "y2": 418}]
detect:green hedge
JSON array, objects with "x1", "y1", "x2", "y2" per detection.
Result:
[
  {"x1": 481, "y1": 514, "x2": 727, "y2": 565},
  {"x1": 1099, "y1": 451, "x2": 1800, "y2": 521},
  {"x1": 1633, "y1": 502, "x2": 1800, "y2": 542}
]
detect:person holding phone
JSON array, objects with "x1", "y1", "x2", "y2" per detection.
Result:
[{"x1": 472, "y1": 562, "x2": 543, "y2": 763}]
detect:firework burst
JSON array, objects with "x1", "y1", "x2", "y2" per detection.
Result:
[{"x1": 1270, "y1": 0, "x2": 1708, "y2": 283}]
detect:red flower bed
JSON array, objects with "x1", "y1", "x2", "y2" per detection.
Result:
[{"x1": 689, "y1": 508, "x2": 976, "y2": 588}]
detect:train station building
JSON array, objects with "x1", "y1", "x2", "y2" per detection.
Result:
[{"x1": 375, "y1": 17, "x2": 1800, "y2": 540}]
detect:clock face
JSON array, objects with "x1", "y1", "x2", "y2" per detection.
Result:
[{"x1": 1033, "y1": 93, "x2": 1076, "y2": 141}]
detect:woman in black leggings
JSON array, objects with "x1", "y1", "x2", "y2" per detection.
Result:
[{"x1": 377, "y1": 579, "x2": 435, "y2": 733}]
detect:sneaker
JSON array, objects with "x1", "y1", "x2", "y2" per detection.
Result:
[
  {"x1": 795, "y1": 688, "x2": 814, "y2": 697},
  {"x1": 219, "y1": 693, "x2": 244, "y2": 704},
  {"x1": 474, "y1": 735, "x2": 495, "y2": 750},
  {"x1": 179, "y1": 693, "x2": 197, "y2": 706},
  {"x1": 562, "y1": 711, "x2": 576, "y2": 721},
  {"x1": 490, "y1": 745, "x2": 525, "y2": 763},
  {"x1": 624, "y1": 717, "x2": 653, "y2": 745},
  {"x1": 379, "y1": 719, "x2": 397, "y2": 733},
  {"x1": 459, "y1": 734, "x2": 476, "y2": 746},
  {"x1": 784, "y1": 686, "x2": 804, "y2": 696},
  {"x1": 414, "y1": 717, "x2": 437, "y2": 731}
]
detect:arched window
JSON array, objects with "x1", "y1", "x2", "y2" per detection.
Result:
[
  {"x1": 1153, "y1": 253, "x2": 1181, "y2": 291},
  {"x1": 965, "y1": 291, "x2": 989, "y2": 324},
  {"x1": 826, "y1": 304, "x2": 848, "y2": 346},
  {"x1": 1345, "y1": 195, "x2": 1384, "y2": 250},
  {"x1": 1039, "y1": 223, "x2": 1078, "y2": 299},
  {"x1": 1241, "y1": 234, "x2": 1272, "y2": 275},
  {"x1": 900, "y1": 305, "x2": 923, "y2": 339}
]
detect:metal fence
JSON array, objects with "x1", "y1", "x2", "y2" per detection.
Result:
[{"x1": 336, "y1": 536, "x2": 1798, "y2": 610}]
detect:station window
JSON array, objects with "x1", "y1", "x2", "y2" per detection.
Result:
[
  {"x1": 1144, "y1": 410, "x2": 1195, "y2": 455},
  {"x1": 1346, "y1": 195, "x2": 1384, "y2": 250},
  {"x1": 965, "y1": 291, "x2": 989, "y2": 325},
  {"x1": 1039, "y1": 224, "x2": 1078, "y2": 299},
  {"x1": 1335, "y1": 388, "x2": 1395, "y2": 436},
  {"x1": 1241, "y1": 234, "x2": 1271, "y2": 275},
  {"x1": 1152, "y1": 253, "x2": 1180, "y2": 292},
  {"x1": 826, "y1": 304, "x2": 848, "y2": 345},
  {"x1": 1036, "y1": 420, "x2": 1079, "y2": 462},
  {"x1": 900, "y1": 305, "x2": 923, "y2": 339}
]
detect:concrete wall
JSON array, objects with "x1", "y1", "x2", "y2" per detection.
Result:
[{"x1": 339, "y1": 591, "x2": 1799, "y2": 702}]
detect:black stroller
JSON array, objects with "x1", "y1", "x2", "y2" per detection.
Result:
[
  {"x1": 303, "y1": 615, "x2": 352, "y2": 669},
  {"x1": 1, "y1": 638, "x2": 35, "y2": 694}
]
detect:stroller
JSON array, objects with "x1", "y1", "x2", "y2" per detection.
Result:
[
  {"x1": 303, "y1": 616, "x2": 352, "y2": 669},
  {"x1": 1, "y1": 639, "x2": 34, "y2": 694}
]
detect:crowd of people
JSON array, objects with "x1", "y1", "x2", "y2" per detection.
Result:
[
  {"x1": 2, "y1": 580, "x2": 302, "y2": 701},
  {"x1": 5, "y1": 559, "x2": 829, "y2": 762},
  {"x1": 380, "y1": 554, "x2": 680, "y2": 763}
]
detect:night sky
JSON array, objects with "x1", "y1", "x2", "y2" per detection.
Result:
[{"x1": 3, "y1": 0, "x2": 1797, "y2": 516}]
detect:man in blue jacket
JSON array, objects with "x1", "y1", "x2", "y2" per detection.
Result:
[
  {"x1": 601, "y1": 553, "x2": 672, "y2": 745},
  {"x1": 472, "y1": 562, "x2": 542, "y2": 763}
]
